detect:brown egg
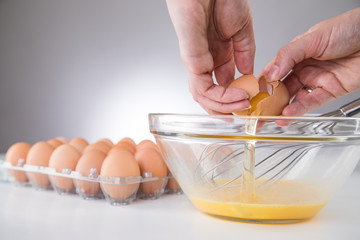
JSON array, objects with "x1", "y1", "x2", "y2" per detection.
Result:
[
  {"x1": 120, "y1": 137, "x2": 136, "y2": 147},
  {"x1": 115, "y1": 140, "x2": 136, "y2": 155},
  {"x1": 164, "y1": 167, "x2": 181, "y2": 192},
  {"x1": 69, "y1": 137, "x2": 89, "y2": 154},
  {"x1": 252, "y1": 78, "x2": 290, "y2": 116},
  {"x1": 95, "y1": 141, "x2": 112, "y2": 152},
  {"x1": 48, "y1": 144, "x2": 81, "y2": 191},
  {"x1": 83, "y1": 143, "x2": 109, "y2": 155},
  {"x1": 96, "y1": 138, "x2": 113, "y2": 148},
  {"x1": 100, "y1": 150, "x2": 140, "y2": 201},
  {"x1": 27, "y1": 141, "x2": 55, "y2": 187},
  {"x1": 56, "y1": 137, "x2": 69, "y2": 144},
  {"x1": 5, "y1": 142, "x2": 32, "y2": 182},
  {"x1": 228, "y1": 74, "x2": 259, "y2": 100},
  {"x1": 135, "y1": 148, "x2": 168, "y2": 195},
  {"x1": 136, "y1": 139, "x2": 160, "y2": 152},
  {"x1": 108, "y1": 145, "x2": 133, "y2": 155},
  {"x1": 228, "y1": 74, "x2": 290, "y2": 116},
  {"x1": 47, "y1": 139, "x2": 63, "y2": 149},
  {"x1": 75, "y1": 150, "x2": 106, "y2": 195},
  {"x1": 166, "y1": 177, "x2": 181, "y2": 192}
]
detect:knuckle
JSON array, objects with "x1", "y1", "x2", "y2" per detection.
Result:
[{"x1": 277, "y1": 45, "x2": 290, "y2": 59}]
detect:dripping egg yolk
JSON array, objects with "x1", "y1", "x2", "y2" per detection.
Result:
[
  {"x1": 248, "y1": 92, "x2": 270, "y2": 115},
  {"x1": 228, "y1": 74, "x2": 290, "y2": 116}
]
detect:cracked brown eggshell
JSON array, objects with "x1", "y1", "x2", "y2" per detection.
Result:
[{"x1": 228, "y1": 74, "x2": 290, "y2": 116}]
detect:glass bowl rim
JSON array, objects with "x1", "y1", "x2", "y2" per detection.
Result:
[
  {"x1": 148, "y1": 113, "x2": 360, "y2": 142},
  {"x1": 148, "y1": 113, "x2": 360, "y2": 121}
]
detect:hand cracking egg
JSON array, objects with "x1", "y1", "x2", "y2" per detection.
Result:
[{"x1": 228, "y1": 74, "x2": 290, "y2": 116}]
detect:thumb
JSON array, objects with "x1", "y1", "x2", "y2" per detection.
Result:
[{"x1": 266, "y1": 31, "x2": 325, "y2": 81}]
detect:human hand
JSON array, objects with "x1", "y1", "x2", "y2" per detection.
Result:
[
  {"x1": 166, "y1": 0, "x2": 255, "y2": 114},
  {"x1": 260, "y1": 8, "x2": 360, "y2": 123}
]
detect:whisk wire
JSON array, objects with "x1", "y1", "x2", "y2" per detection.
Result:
[{"x1": 194, "y1": 97, "x2": 360, "y2": 194}]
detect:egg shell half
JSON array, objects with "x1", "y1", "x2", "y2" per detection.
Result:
[
  {"x1": 228, "y1": 74, "x2": 290, "y2": 116},
  {"x1": 27, "y1": 141, "x2": 55, "y2": 187},
  {"x1": 5, "y1": 142, "x2": 32, "y2": 182},
  {"x1": 100, "y1": 150, "x2": 140, "y2": 200},
  {"x1": 48, "y1": 144, "x2": 81, "y2": 191},
  {"x1": 252, "y1": 78, "x2": 290, "y2": 116},
  {"x1": 228, "y1": 74, "x2": 259, "y2": 99}
]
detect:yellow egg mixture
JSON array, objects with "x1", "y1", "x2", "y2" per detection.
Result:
[{"x1": 190, "y1": 179, "x2": 327, "y2": 222}]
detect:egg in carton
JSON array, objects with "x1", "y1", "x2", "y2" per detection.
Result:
[
  {"x1": 165, "y1": 172, "x2": 182, "y2": 194},
  {"x1": 135, "y1": 146, "x2": 169, "y2": 200},
  {"x1": 1, "y1": 138, "x2": 183, "y2": 205},
  {"x1": 0, "y1": 158, "x2": 10, "y2": 183},
  {"x1": 1, "y1": 157, "x2": 181, "y2": 204},
  {"x1": 26, "y1": 141, "x2": 55, "y2": 191},
  {"x1": 3, "y1": 142, "x2": 31, "y2": 185}
]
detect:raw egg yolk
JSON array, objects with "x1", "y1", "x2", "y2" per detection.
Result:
[{"x1": 248, "y1": 92, "x2": 270, "y2": 115}]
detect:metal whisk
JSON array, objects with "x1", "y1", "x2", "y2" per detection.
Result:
[{"x1": 194, "y1": 98, "x2": 360, "y2": 193}]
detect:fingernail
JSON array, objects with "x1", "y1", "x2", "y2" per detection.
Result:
[
  {"x1": 243, "y1": 105, "x2": 252, "y2": 110},
  {"x1": 268, "y1": 65, "x2": 280, "y2": 81}
]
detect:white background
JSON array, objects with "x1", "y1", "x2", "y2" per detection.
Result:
[{"x1": 0, "y1": 0, "x2": 359, "y2": 151}]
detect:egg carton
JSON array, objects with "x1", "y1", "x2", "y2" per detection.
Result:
[{"x1": 0, "y1": 159, "x2": 182, "y2": 205}]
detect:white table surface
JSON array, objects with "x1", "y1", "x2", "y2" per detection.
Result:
[{"x1": 0, "y1": 171, "x2": 359, "y2": 240}]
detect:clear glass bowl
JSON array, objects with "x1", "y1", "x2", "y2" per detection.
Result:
[{"x1": 149, "y1": 114, "x2": 360, "y2": 223}]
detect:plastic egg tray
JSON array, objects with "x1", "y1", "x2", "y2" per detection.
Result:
[{"x1": 0, "y1": 159, "x2": 182, "y2": 205}]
